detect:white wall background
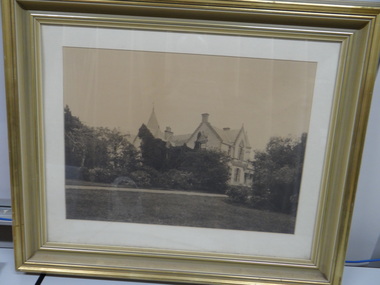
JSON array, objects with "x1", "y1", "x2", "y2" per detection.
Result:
[
  {"x1": 0, "y1": 10, "x2": 11, "y2": 202},
  {"x1": 345, "y1": 65, "x2": 380, "y2": 261}
]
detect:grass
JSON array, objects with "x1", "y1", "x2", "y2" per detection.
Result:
[{"x1": 66, "y1": 187, "x2": 295, "y2": 234}]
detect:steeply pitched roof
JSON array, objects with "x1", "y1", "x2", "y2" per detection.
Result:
[
  {"x1": 171, "y1": 134, "x2": 192, "y2": 146},
  {"x1": 185, "y1": 114, "x2": 251, "y2": 148},
  {"x1": 207, "y1": 124, "x2": 250, "y2": 148},
  {"x1": 146, "y1": 108, "x2": 164, "y2": 139},
  {"x1": 213, "y1": 127, "x2": 241, "y2": 146},
  {"x1": 142, "y1": 110, "x2": 250, "y2": 149}
]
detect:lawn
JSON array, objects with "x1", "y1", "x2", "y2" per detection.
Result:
[{"x1": 66, "y1": 187, "x2": 296, "y2": 234}]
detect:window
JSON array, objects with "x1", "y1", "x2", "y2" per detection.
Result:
[
  {"x1": 238, "y1": 141, "x2": 244, "y2": 160},
  {"x1": 234, "y1": 168, "x2": 241, "y2": 183}
]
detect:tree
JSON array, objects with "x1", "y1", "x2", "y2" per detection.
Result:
[
  {"x1": 137, "y1": 124, "x2": 167, "y2": 171},
  {"x1": 165, "y1": 144, "x2": 193, "y2": 170},
  {"x1": 64, "y1": 105, "x2": 139, "y2": 183},
  {"x1": 64, "y1": 105, "x2": 94, "y2": 167},
  {"x1": 96, "y1": 127, "x2": 139, "y2": 174},
  {"x1": 137, "y1": 124, "x2": 230, "y2": 192},
  {"x1": 251, "y1": 133, "x2": 307, "y2": 215},
  {"x1": 179, "y1": 149, "x2": 230, "y2": 193}
]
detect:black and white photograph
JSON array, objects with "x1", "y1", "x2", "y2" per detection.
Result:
[{"x1": 63, "y1": 47, "x2": 317, "y2": 234}]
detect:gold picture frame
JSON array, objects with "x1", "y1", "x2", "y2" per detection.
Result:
[{"x1": 2, "y1": 0, "x2": 380, "y2": 284}]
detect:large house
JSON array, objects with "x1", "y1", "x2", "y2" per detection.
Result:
[{"x1": 133, "y1": 109, "x2": 254, "y2": 186}]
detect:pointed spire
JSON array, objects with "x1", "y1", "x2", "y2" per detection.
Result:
[
  {"x1": 147, "y1": 107, "x2": 160, "y2": 133},
  {"x1": 146, "y1": 107, "x2": 165, "y2": 139}
]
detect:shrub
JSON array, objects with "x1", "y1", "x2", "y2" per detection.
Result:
[
  {"x1": 138, "y1": 166, "x2": 161, "y2": 187},
  {"x1": 158, "y1": 169, "x2": 195, "y2": 190},
  {"x1": 179, "y1": 149, "x2": 230, "y2": 193},
  {"x1": 225, "y1": 186, "x2": 252, "y2": 204},
  {"x1": 130, "y1": 170, "x2": 152, "y2": 188},
  {"x1": 79, "y1": 167, "x2": 90, "y2": 181},
  {"x1": 88, "y1": 167, "x2": 114, "y2": 183},
  {"x1": 249, "y1": 188, "x2": 275, "y2": 212}
]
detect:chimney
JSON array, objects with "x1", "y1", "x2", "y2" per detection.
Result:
[
  {"x1": 201, "y1": 113, "x2": 209, "y2": 123},
  {"x1": 164, "y1": 126, "x2": 173, "y2": 140}
]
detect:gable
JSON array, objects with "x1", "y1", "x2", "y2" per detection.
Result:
[
  {"x1": 213, "y1": 127, "x2": 240, "y2": 146},
  {"x1": 232, "y1": 127, "x2": 252, "y2": 160},
  {"x1": 186, "y1": 122, "x2": 223, "y2": 149}
]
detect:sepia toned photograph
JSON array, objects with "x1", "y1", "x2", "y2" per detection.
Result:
[{"x1": 63, "y1": 47, "x2": 317, "y2": 234}]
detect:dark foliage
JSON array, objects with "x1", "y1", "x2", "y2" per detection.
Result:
[
  {"x1": 250, "y1": 133, "x2": 307, "y2": 215},
  {"x1": 138, "y1": 124, "x2": 167, "y2": 171},
  {"x1": 65, "y1": 106, "x2": 230, "y2": 193},
  {"x1": 158, "y1": 169, "x2": 195, "y2": 190},
  {"x1": 137, "y1": 124, "x2": 230, "y2": 193},
  {"x1": 179, "y1": 149, "x2": 230, "y2": 193},
  {"x1": 64, "y1": 106, "x2": 139, "y2": 183},
  {"x1": 225, "y1": 185, "x2": 252, "y2": 204}
]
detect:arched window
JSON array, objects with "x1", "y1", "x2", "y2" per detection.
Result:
[
  {"x1": 238, "y1": 141, "x2": 245, "y2": 160},
  {"x1": 194, "y1": 131, "x2": 208, "y2": 149},
  {"x1": 234, "y1": 168, "x2": 241, "y2": 183}
]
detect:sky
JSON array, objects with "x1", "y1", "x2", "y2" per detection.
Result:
[{"x1": 63, "y1": 47, "x2": 317, "y2": 151}]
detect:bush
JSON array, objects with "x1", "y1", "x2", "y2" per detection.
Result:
[
  {"x1": 225, "y1": 186, "x2": 252, "y2": 204},
  {"x1": 249, "y1": 188, "x2": 275, "y2": 212},
  {"x1": 130, "y1": 170, "x2": 152, "y2": 188},
  {"x1": 88, "y1": 167, "x2": 114, "y2": 183},
  {"x1": 158, "y1": 169, "x2": 195, "y2": 190},
  {"x1": 79, "y1": 167, "x2": 90, "y2": 181},
  {"x1": 179, "y1": 149, "x2": 230, "y2": 193},
  {"x1": 226, "y1": 186, "x2": 278, "y2": 212}
]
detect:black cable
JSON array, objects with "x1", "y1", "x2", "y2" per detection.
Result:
[{"x1": 35, "y1": 273, "x2": 46, "y2": 285}]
